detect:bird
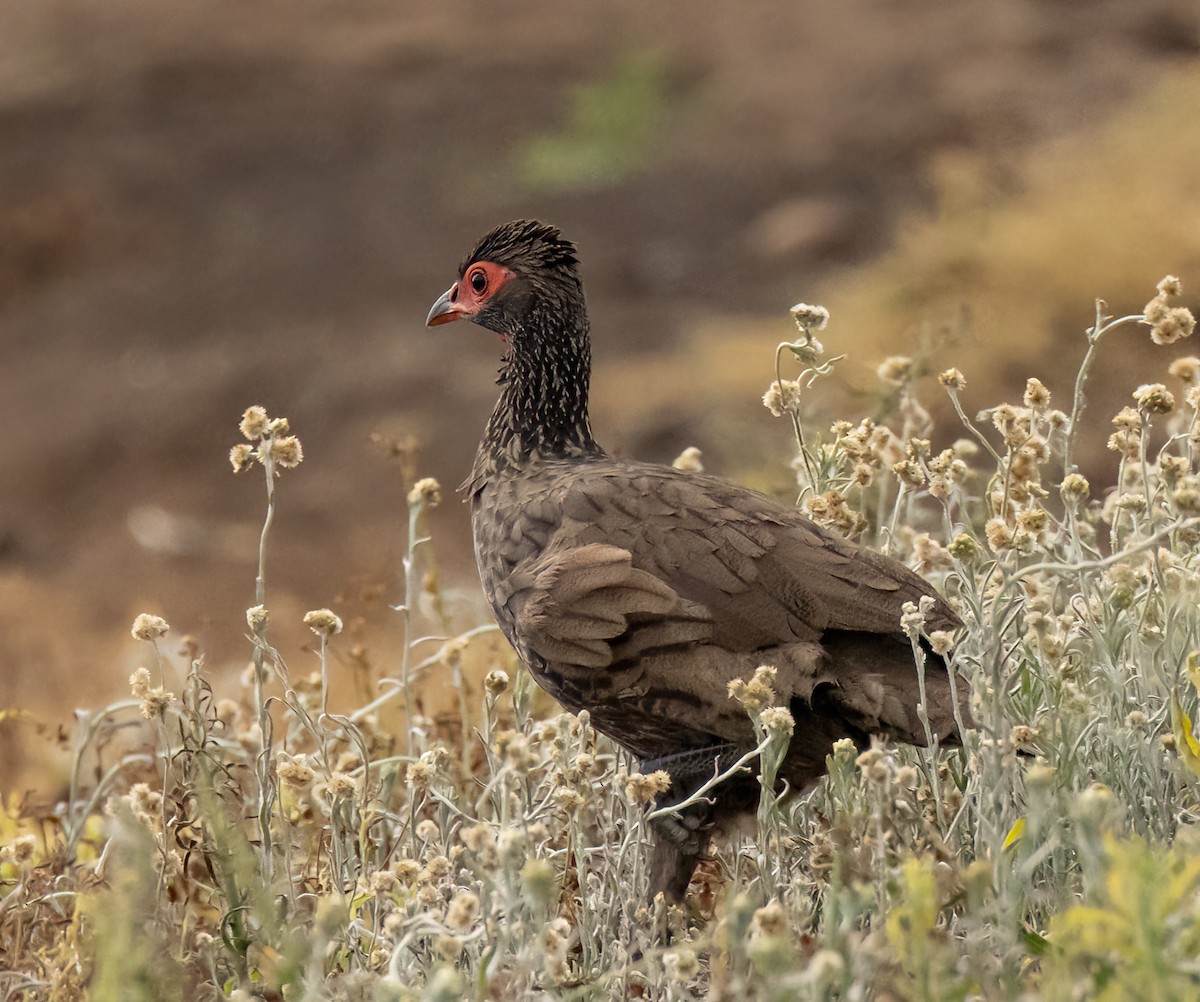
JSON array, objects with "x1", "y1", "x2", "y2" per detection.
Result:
[{"x1": 425, "y1": 219, "x2": 970, "y2": 900}]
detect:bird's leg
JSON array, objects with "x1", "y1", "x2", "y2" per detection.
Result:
[{"x1": 639, "y1": 743, "x2": 744, "y2": 901}]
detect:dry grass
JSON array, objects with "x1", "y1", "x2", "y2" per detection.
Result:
[{"x1": 3, "y1": 281, "x2": 1200, "y2": 1001}]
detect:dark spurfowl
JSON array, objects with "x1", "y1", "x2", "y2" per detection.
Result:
[{"x1": 426, "y1": 220, "x2": 969, "y2": 900}]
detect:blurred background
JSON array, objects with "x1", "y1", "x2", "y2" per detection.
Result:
[{"x1": 3, "y1": 0, "x2": 1200, "y2": 783}]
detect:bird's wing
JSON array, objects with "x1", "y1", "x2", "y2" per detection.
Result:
[
  {"x1": 495, "y1": 461, "x2": 966, "y2": 759},
  {"x1": 545, "y1": 461, "x2": 959, "y2": 652},
  {"x1": 509, "y1": 541, "x2": 712, "y2": 670}
]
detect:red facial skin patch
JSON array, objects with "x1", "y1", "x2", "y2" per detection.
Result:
[{"x1": 426, "y1": 261, "x2": 514, "y2": 327}]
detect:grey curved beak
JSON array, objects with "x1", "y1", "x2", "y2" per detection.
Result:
[{"x1": 426, "y1": 285, "x2": 463, "y2": 327}]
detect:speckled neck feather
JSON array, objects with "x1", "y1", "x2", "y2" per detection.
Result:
[{"x1": 465, "y1": 232, "x2": 604, "y2": 491}]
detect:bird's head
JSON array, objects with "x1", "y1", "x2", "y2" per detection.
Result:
[{"x1": 425, "y1": 220, "x2": 585, "y2": 345}]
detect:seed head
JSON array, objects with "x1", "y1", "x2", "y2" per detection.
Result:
[
  {"x1": 624, "y1": 770, "x2": 672, "y2": 805},
  {"x1": 131, "y1": 613, "x2": 169, "y2": 642},
  {"x1": 1171, "y1": 484, "x2": 1200, "y2": 515},
  {"x1": 1115, "y1": 493, "x2": 1148, "y2": 513},
  {"x1": 760, "y1": 706, "x2": 795, "y2": 738},
  {"x1": 140, "y1": 688, "x2": 175, "y2": 720},
  {"x1": 938, "y1": 367, "x2": 967, "y2": 391},
  {"x1": 671, "y1": 446, "x2": 704, "y2": 473},
  {"x1": 1144, "y1": 278, "x2": 1195, "y2": 345},
  {"x1": 928, "y1": 631, "x2": 955, "y2": 656},
  {"x1": 1168, "y1": 356, "x2": 1200, "y2": 386},
  {"x1": 1010, "y1": 725, "x2": 1039, "y2": 748},
  {"x1": 900, "y1": 598, "x2": 927, "y2": 636},
  {"x1": 1107, "y1": 430, "x2": 1140, "y2": 458},
  {"x1": 434, "y1": 935, "x2": 463, "y2": 961},
  {"x1": 790, "y1": 302, "x2": 830, "y2": 333},
  {"x1": 1160, "y1": 455, "x2": 1190, "y2": 483},
  {"x1": 752, "y1": 900, "x2": 787, "y2": 936},
  {"x1": 892, "y1": 460, "x2": 926, "y2": 488},
  {"x1": 276, "y1": 754, "x2": 315, "y2": 789},
  {"x1": 445, "y1": 890, "x2": 480, "y2": 931},
  {"x1": 553, "y1": 788, "x2": 584, "y2": 814},
  {"x1": 804, "y1": 490, "x2": 867, "y2": 536},
  {"x1": 327, "y1": 773, "x2": 357, "y2": 799},
  {"x1": 239, "y1": 406, "x2": 270, "y2": 440},
  {"x1": 1060, "y1": 473, "x2": 1090, "y2": 503},
  {"x1": 762, "y1": 379, "x2": 803, "y2": 417},
  {"x1": 985, "y1": 518, "x2": 1015, "y2": 552},
  {"x1": 370, "y1": 870, "x2": 401, "y2": 896},
  {"x1": 484, "y1": 669, "x2": 509, "y2": 696},
  {"x1": 1134, "y1": 383, "x2": 1175, "y2": 415},
  {"x1": 229, "y1": 443, "x2": 254, "y2": 473},
  {"x1": 877, "y1": 355, "x2": 914, "y2": 387},
  {"x1": 855, "y1": 747, "x2": 882, "y2": 770},
  {"x1": 407, "y1": 477, "x2": 442, "y2": 508},
  {"x1": 245, "y1": 605, "x2": 269, "y2": 632},
  {"x1": 129, "y1": 667, "x2": 152, "y2": 699},
  {"x1": 303, "y1": 608, "x2": 343, "y2": 637},
  {"x1": 1150, "y1": 308, "x2": 1196, "y2": 346},
  {"x1": 270, "y1": 436, "x2": 304, "y2": 468},
  {"x1": 393, "y1": 859, "x2": 421, "y2": 883},
  {"x1": 1158, "y1": 275, "x2": 1184, "y2": 297},
  {"x1": 728, "y1": 665, "x2": 778, "y2": 713},
  {"x1": 1016, "y1": 507, "x2": 1048, "y2": 534},
  {"x1": 1023, "y1": 378, "x2": 1051, "y2": 409}
]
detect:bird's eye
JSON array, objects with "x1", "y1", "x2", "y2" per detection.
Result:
[{"x1": 470, "y1": 269, "x2": 487, "y2": 295}]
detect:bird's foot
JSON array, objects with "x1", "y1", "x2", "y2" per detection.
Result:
[
  {"x1": 639, "y1": 742, "x2": 744, "y2": 796},
  {"x1": 639, "y1": 743, "x2": 744, "y2": 902}
]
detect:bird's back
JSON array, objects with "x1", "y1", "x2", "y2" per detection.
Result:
[{"x1": 469, "y1": 455, "x2": 966, "y2": 765}]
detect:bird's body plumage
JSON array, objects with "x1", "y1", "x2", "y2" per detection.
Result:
[{"x1": 427, "y1": 219, "x2": 970, "y2": 898}]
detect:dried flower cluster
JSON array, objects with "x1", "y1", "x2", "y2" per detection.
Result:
[
  {"x1": 230, "y1": 405, "x2": 304, "y2": 474},
  {"x1": 7, "y1": 280, "x2": 1200, "y2": 1000}
]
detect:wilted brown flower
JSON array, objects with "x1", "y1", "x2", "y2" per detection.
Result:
[
  {"x1": 624, "y1": 770, "x2": 672, "y2": 805},
  {"x1": 938, "y1": 367, "x2": 967, "y2": 390},
  {"x1": 239, "y1": 406, "x2": 269, "y2": 440},
  {"x1": 728, "y1": 665, "x2": 777, "y2": 713},
  {"x1": 303, "y1": 608, "x2": 343, "y2": 637},
  {"x1": 1024, "y1": 378, "x2": 1051, "y2": 409},
  {"x1": 762, "y1": 379, "x2": 803, "y2": 417},
  {"x1": 1134, "y1": 383, "x2": 1175, "y2": 415},
  {"x1": 1060, "y1": 473, "x2": 1090, "y2": 503},
  {"x1": 229, "y1": 443, "x2": 254, "y2": 473},
  {"x1": 445, "y1": 890, "x2": 480, "y2": 931},
  {"x1": 790, "y1": 302, "x2": 830, "y2": 332},
  {"x1": 270, "y1": 436, "x2": 304, "y2": 468},
  {"x1": 1143, "y1": 277, "x2": 1195, "y2": 345},
  {"x1": 985, "y1": 518, "x2": 1015, "y2": 552}
]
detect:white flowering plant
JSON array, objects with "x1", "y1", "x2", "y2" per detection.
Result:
[{"x1": 3, "y1": 281, "x2": 1200, "y2": 1001}]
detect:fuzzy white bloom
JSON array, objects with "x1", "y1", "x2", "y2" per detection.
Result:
[{"x1": 131, "y1": 613, "x2": 169, "y2": 641}]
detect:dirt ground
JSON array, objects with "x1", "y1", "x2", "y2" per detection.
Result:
[{"x1": 3, "y1": 0, "x2": 1199, "y2": 782}]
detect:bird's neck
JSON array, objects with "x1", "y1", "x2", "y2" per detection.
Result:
[{"x1": 475, "y1": 304, "x2": 603, "y2": 480}]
